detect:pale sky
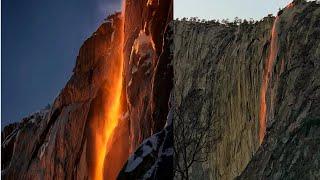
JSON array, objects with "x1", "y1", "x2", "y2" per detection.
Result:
[{"x1": 174, "y1": 0, "x2": 293, "y2": 20}]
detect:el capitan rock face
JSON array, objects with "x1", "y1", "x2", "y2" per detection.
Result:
[{"x1": 2, "y1": 0, "x2": 173, "y2": 179}]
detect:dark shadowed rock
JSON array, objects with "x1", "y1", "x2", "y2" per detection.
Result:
[
  {"x1": 117, "y1": 23, "x2": 174, "y2": 179},
  {"x1": 118, "y1": 95, "x2": 173, "y2": 180},
  {"x1": 123, "y1": 0, "x2": 173, "y2": 152}
]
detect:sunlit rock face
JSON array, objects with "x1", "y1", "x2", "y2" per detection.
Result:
[
  {"x1": 1, "y1": 0, "x2": 174, "y2": 179},
  {"x1": 86, "y1": 13, "x2": 128, "y2": 180},
  {"x1": 123, "y1": 0, "x2": 173, "y2": 152},
  {"x1": 1, "y1": 14, "x2": 125, "y2": 179},
  {"x1": 174, "y1": 1, "x2": 320, "y2": 179}
]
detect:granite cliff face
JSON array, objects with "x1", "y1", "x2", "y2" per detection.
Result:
[
  {"x1": 174, "y1": 1, "x2": 320, "y2": 179},
  {"x1": 3, "y1": 0, "x2": 319, "y2": 179},
  {"x1": 118, "y1": 22, "x2": 174, "y2": 179},
  {"x1": 123, "y1": 0, "x2": 173, "y2": 152},
  {"x1": 174, "y1": 14, "x2": 271, "y2": 180},
  {"x1": 2, "y1": 14, "x2": 125, "y2": 179},
  {"x1": 239, "y1": 1, "x2": 320, "y2": 179},
  {"x1": 1, "y1": 0, "x2": 173, "y2": 179}
]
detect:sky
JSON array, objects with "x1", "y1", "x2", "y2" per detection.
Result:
[
  {"x1": 2, "y1": 0, "x2": 121, "y2": 126},
  {"x1": 174, "y1": 0, "x2": 293, "y2": 20}
]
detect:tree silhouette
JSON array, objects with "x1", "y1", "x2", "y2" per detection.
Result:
[{"x1": 173, "y1": 89, "x2": 216, "y2": 180}]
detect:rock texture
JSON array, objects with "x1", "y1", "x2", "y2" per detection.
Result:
[
  {"x1": 173, "y1": 16, "x2": 273, "y2": 180},
  {"x1": 1, "y1": 0, "x2": 173, "y2": 179},
  {"x1": 174, "y1": 1, "x2": 320, "y2": 179},
  {"x1": 123, "y1": 0, "x2": 173, "y2": 152},
  {"x1": 118, "y1": 98, "x2": 173, "y2": 180},
  {"x1": 239, "y1": 1, "x2": 320, "y2": 179},
  {"x1": 118, "y1": 22, "x2": 174, "y2": 179},
  {"x1": 2, "y1": 14, "x2": 124, "y2": 179}
]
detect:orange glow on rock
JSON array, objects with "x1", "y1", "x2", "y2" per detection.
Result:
[
  {"x1": 92, "y1": 1, "x2": 126, "y2": 180},
  {"x1": 259, "y1": 16, "x2": 279, "y2": 144},
  {"x1": 286, "y1": 2, "x2": 294, "y2": 9}
]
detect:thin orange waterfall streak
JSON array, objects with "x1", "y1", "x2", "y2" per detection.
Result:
[
  {"x1": 259, "y1": 16, "x2": 279, "y2": 144},
  {"x1": 93, "y1": 2, "x2": 125, "y2": 180}
]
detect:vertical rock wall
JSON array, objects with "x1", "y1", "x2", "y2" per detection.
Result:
[
  {"x1": 1, "y1": 0, "x2": 174, "y2": 179},
  {"x1": 123, "y1": 0, "x2": 173, "y2": 152},
  {"x1": 239, "y1": 2, "x2": 320, "y2": 179},
  {"x1": 173, "y1": 18, "x2": 274, "y2": 180},
  {"x1": 118, "y1": 23, "x2": 174, "y2": 179},
  {"x1": 174, "y1": 1, "x2": 320, "y2": 180},
  {"x1": 1, "y1": 14, "x2": 124, "y2": 179}
]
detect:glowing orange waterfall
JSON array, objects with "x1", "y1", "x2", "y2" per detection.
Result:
[
  {"x1": 259, "y1": 16, "x2": 279, "y2": 144},
  {"x1": 92, "y1": 2, "x2": 126, "y2": 180}
]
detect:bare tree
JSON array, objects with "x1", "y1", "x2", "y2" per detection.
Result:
[
  {"x1": 234, "y1": 17, "x2": 242, "y2": 25},
  {"x1": 173, "y1": 91, "x2": 216, "y2": 180}
]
